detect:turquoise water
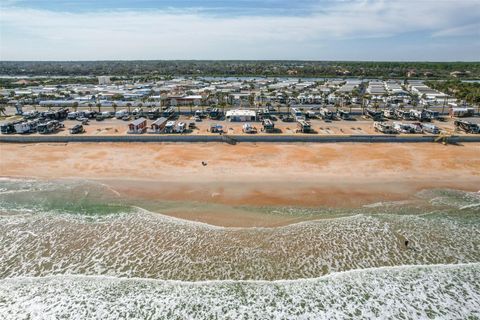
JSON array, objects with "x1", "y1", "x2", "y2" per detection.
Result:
[{"x1": 0, "y1": 178, "x2": 479, "y2": 319}]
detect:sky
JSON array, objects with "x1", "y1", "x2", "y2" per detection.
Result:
[{"x1": 0, "y1": 0, "x2": 479, "y2": 61}]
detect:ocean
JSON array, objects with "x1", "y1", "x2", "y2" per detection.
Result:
[{"x1": 0, "y1": 178, "x2": 479, "y2": 319}]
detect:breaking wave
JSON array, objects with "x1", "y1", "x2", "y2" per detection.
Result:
[{"x1": 1, "y1": 264, "x2": 479, "y2": 319}]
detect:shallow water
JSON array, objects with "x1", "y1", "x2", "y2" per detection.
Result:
[{"x1": 0, "y1": 178, "x2": 479, "y2": 318}]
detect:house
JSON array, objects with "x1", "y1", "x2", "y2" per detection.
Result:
[
  {"x1": 128, "y1": 117, "x2": 147, "y2": 134},
  {"x1": 225, "y1": 109, "x2": 256, "y2": 122}
]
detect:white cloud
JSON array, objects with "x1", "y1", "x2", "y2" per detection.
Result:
[{"x1": 0, "y1": 0, "x2": 479, "y2": 60}]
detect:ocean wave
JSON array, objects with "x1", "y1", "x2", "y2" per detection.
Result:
[
  {"x1": 1, "y1": 206, "x2": 479, "y2": 281},
  {"x1": 1, "y1": 263, "x2": 479, "y2": 320}
]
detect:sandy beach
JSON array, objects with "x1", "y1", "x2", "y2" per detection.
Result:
[{"x1": 1, "y1": 142, "x2": 479, "y2": 226}]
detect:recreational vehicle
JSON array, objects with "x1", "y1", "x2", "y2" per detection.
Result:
[
  {"x1": 115, "y1": 109, "x2": 129, "y2": 119},
  {"x1": 175, "y1": 122, "x2": 186, "y2": 133},
  {"x1": 162, "y1": 107, "x2": 175, "y2": 119},
  {"x1": 23, "y1": 110, "x2": 39, "y2": 120},
  {"x1": 421, "y1": 123, "x2": 440, "y2": 134},
  {"x1": 164, "y1": 121, "x2": 176, "y2": 133},
  {"x1": 337, "y1": 109, "x2": 351, "y2": 120},
  {"x1": 37, "y1": 121, "x2": 60, "y2": 134},
  {"x1": 14, "y1": 121, "x2": 37, "y2": 134},
  {"x1": 424, "y1": 109, "x2": 440, "y2": 121},
  {"x1": 394, "y1": 109, "x2": 411, "y2": 120},
  {"x1": 242, "y1": 123, "x2": 257, "y2": 134},
  {"x1": 132, "y1": 108, "x2": 143, "y2": 118},
  {"x1": 146, "y1": 107, "x2": 161, "y2": 120},
  {"x1": 450, "y1": 107, "x2": 475, "y2": 118},
  {"x1": 291, "y1": 108, "x2": 305, "y2": 121},
  {"x1": 306, "y1": 110, "x2": 316, "y2": 119},
  {"x1": 67, "y1": 111, "x2": 79, "y2": 120},
  {"x1": 209, "y1": 108, "x2": 222, "y2": 119},
  {"x1": 69, "y1": 124, "x2": 84, "y2": 134},
  {"x1": 319, "y1": 107, "x2": 334, "y2": 121},
  {"x1": 262, "y1": 119, "x2": 275, "y2": 133},
  {"x1": 297, "y1": 120, "x2": 312, "y2": 133},
  {"x1": 454, "y1": 120, "x2": 480, "y2": 133},
  {"x1": 410, "y1": 109, "x2": 429, "y2": 122},
  {"x1": 0, "y1": 122, "x2": 17, "y2": 134},
  {"x1": 373, "y1": 121, "x2": 397, "y2": 134},
  {"x1": 210, "y1": 124, "x2": 223, "y2": 133},
  {"x1": 393, "y1": 122, "x2": 414, "y2": 134},
  {"x1": 364, "y1": 108, "x2": 383, "y2": 121},
  {"x1": 383, "y1": 108, "x2": 396, "y2": 119}
]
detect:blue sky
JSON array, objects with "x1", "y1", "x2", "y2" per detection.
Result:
[{"x1": 1, "y1": 0, "x2": 479, "y2": 61}]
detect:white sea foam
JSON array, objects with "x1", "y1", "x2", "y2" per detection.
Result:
[
  {"x1": 1, "y1": 205, "x2": 479, "y2": 281},
  {"x1": 1, "y1": 263, "x2": 479, "y2": 320}
]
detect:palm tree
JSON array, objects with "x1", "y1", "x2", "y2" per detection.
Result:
[
  {"x1": 362, "y1": 94, "x2": 370, "y2": 114},
  {"x1": 248, "y1": 93, "x2": 255, "y2": 108},
  {"x1": 88, "y1": 103, "x2": 93, "y2": 111},
  {"x1": 72, "y1": 102, "x2": 78, "y2": 113},
  {"x1": 96, "y1": 103, "x2": 102, "y2": 113}
]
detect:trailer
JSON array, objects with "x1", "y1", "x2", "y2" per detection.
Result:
[
  {"x1": 373, "y1": 121, "x2": 397, "y2": 134},
  {"x1": 262, "y1": 119, "x2": 275, "y2": 133},
  {"x1": 454, "y1": 120, "x2": 480, "y2": 133},
  {"x1": 297, "y1": 120, "x2": 312, "y2": 133}
]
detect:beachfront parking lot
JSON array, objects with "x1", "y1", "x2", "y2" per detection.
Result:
[{"x1": 2, "y1": 105, "x2": 479, "y2": 136}]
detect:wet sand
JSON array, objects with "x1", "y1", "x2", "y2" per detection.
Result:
[{"x1": 1, "y1": 142, "x2": 479, "y2": 226}]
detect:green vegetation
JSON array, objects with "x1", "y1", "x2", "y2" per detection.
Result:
[
  {"x1": 1, "y1": 61, "x2": 479, "y2": 79},
  {"x1": 426, "y1": 80, "x2": 480, "y2": 105}
]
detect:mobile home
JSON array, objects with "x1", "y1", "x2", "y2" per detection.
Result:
[
  {"x1": 149, "y1": 117, "x2": 168, "y2": 133},
  {"x1": 128, "y1": 117, "x2": 147, "y2": 134}
]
